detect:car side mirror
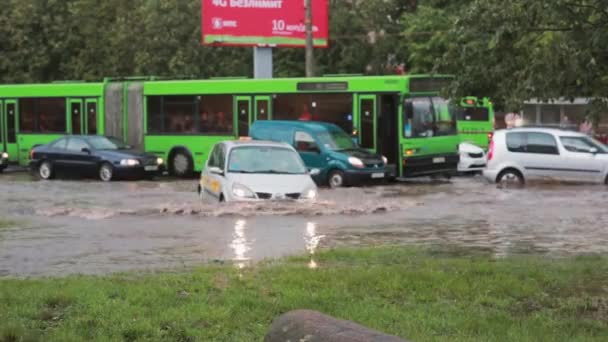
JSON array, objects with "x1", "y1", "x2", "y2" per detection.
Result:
[
  {"x1": 309, "y1": 168, "x2": 321, "y2": 176},
  {"x1": 208, "y1": 166, "x2": 224, "y2": 176},
  {"x1": 81, "y1": 147, "x2": 91, "y2": 154},
  {"x1": 589, "y1": 147, "x2": 598, "y2": 154}
]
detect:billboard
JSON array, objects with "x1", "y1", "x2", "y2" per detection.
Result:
[{"x1": 201, "y1": 0, "x2": 329, "y2": 48}]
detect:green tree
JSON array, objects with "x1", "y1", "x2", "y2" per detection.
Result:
[{"x1": 439, "y1": 0, "x2": 608, "y2": 114}]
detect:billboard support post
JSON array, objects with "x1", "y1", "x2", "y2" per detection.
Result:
[
  {"x1": 253, "y1": 47, "x2": 273, "y2": 79},
  {"x1": 305, "y1": 0, "x2": 314, "y2": 77}
]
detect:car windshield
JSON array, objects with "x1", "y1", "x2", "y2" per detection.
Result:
[
  {"x1": 87, "y1": 136, "x2": 129, "y2": 150},
  {"x1": 228, "y1": 146, "x2": 307, "y2": 174},
  {"x1": 316, "y1": 130, "x2": 357, "y2": 150},
  {"x1": 560, "y1": 136, "x2": 608, "y2": 153}
]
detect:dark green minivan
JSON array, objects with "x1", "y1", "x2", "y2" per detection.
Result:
[{"x1": 250, "y1": 121, "x2": 396, "y2": 188}]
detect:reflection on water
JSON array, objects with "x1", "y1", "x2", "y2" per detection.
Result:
[
  {"x1": 304, "y1": 222, "x2": 325, "y2": 269},
  {"x1": 230, "y1": 219, "x2": 252, "y2": 269}
]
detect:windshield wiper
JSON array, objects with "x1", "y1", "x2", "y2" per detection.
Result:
[
  {"x1": 229, "y1": 170, "x2": 257, "y2": 174},
  {"x1": 254, "y1": 170, "x2": 301, "y2": 175}
]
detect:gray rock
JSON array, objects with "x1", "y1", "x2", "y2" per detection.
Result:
[{"x1": 264, "y1": 310, "x2": 409, "y2": 342}]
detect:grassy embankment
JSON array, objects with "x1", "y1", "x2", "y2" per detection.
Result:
[{"x1": 1, "y1": 246, "x2": 607, "y2": 341}]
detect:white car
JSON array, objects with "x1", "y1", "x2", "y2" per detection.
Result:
[
  {"x1": 458, "y1": 141, "x2": 486, "y2": 173},
  {"x1": 484, "y1": 128, "x2": 608, "y2": 185},
  {"x1": 198, "y1": 140, "x2": 319, "y2": 202}
]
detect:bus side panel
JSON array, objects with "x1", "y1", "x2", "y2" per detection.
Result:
[
  {"x1": 144, "y1": 135, "x2": 232, "y2": 172},
  {"x1": 18, "y1": 134, "x2": 64, "y2": 166},
  {"x1": 104, "y1": 83, "x2": 124, "y2": 141},
  {"x1": 127, "y1": 83, "x2": 144, "y2": 150}
]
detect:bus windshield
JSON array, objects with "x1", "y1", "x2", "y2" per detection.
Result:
[
  {"x1": 316, "y1": 130, "x2": 358, "y2": 150},
  {"x1": 404, "y1": 97, "x2": 458, "y2": 138}
]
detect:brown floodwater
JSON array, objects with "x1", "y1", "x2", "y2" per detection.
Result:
[{"x1": 1, "y1": 170, "x2": 607, "y2": 277}]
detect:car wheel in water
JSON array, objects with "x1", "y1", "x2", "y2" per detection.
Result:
[
  {"x1": 38, "y1": 161, "x2": 53, "y2": 180},
  {"x1": 99, "y1": 163, "x2": 113, "y2": 182},
  {"x1": 171, "y1": 152, "x2": 193, "y2": 178},
  {"x1": 497, "y1": 169, "x2": 524, "y2": 188},
  {"x1": 328, "y1": 170, "x2": 346, "y2": 189}
]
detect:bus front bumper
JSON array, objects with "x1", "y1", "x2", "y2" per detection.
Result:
[
  {"x1": 402, "y1": 154, "x2": 459, "y2": 177},
  {"x1": 344, "y1": 164, "x2": 397, "y2": 185}
]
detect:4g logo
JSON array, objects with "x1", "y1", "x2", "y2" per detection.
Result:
[{"x1": 212, "y1": 0, "x2": 228, "y2": 7}]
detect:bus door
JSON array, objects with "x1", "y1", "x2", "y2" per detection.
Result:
[
  {"x1": 69, "y1": 99, "x2": 98, "y2": 135},
  {"x1": 1, "y1": 100, "x2": 19, "y2": 162},
  {"x1": 254, "y1": 96, "x2": 271, "y2": 122},
  {"x1": 85, "y1": 99, "x2": 98, "y2": 135},
  {"x1": 235, "y1": 96, "x2": 251, "y2": 137},
  {"x1": 358, "y1": 95, "x2": 377, "y2": 151},
  {"x1": 69, "y1": 99, "x2": 84, "y2": 134}
]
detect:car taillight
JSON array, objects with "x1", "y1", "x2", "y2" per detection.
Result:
[
  {"x1": 487, "y1": 138, "x2": 495, "y2": 161},
  {"x1": 30, "y1": 149, "x2": 34, "y2": 159}
]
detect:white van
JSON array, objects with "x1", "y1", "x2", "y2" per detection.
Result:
[{"x1": 484, "y1": 128, "x2": 608, "y2": 185}]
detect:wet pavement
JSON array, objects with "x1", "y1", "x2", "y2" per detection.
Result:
[{"x1": 1, "y1": 169, "x2": 608, "y2": 277}]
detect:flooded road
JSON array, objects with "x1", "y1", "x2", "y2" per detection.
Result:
[{"x1": 1, "y1": 170, "x2": 608, "y2": 277}]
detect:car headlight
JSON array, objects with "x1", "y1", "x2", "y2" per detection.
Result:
[
  {"x1": 120, "y1": 159, "x2": 140, "y2": 166},
  {"x1": 348, "y1": 156, "x2": 364, "y2": 168},
  {"x1": 382, "y1": 156, "x2": 388, "y2": 164},
  {"x1": 156, "y1": 158, "x2": 164, "y2": 165},
  {"x1": 1, "y1": 152, "x2": 7, "y2": 159},
  {"x1": 303, "y1": 188, "x2": 317, "y2": 200},
  {"x1": 232, "y1": 183, "x2": 256, "y2": 199}
]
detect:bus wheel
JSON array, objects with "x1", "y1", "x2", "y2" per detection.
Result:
[
  {"x1": 38, "y1": 161, "x2": 54, "y2": 180},
  {"x1": 328, "y1": 170, "x2": 346, "y2": 189},
  {"x1": 170, "y1": 151, "x2": 193, "y2": 178}
]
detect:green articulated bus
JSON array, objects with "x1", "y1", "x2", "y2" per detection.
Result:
[
  {"x1": 457, "y1": 96, "x2": 495, "y2": 149},
  {"x1": 0, "y1": 75, "x2": 462, "y2": 179},
  {"x1": 0, "y1": 82, "x2": 105, "y2": 166}
]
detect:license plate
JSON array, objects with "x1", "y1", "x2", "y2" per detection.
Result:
[
  {"x1": 144, "y1": 165, "x2": 158, "y2": 171},
  {"x1": 433, "y1": 157, "x2": 446, "y2": 164},
  {"x1": 371, "y1": 173, "x2": 385, "y2": 179}
]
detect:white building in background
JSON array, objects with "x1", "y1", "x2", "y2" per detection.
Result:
[{"x1": 521, "y1": 98, "x2": 602, "y2": 130}]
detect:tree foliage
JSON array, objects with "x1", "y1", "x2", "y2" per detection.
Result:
[
  {"x1": 405, "y1": 0, "x2": 608, "y2": 114},
  {"x1": 0, "y1": 0, "x2": 412, "y2": 83},
  {"x1": 2, "y1": 0, "x2": 606, "y2": 118}
]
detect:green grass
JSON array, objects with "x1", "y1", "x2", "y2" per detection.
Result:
[
  {"x1": 1, "y1": 247, "x2": 607, "y2": 341},
  {"x1": 0, "y1": 219, "x2": 17, "y2": 230}
]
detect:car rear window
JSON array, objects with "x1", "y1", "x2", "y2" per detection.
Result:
[{"x1": 506, "y1": 132, "x2": 559, "y2": 155}]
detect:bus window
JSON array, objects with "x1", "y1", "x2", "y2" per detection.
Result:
[
  {"x1": 273, "y1": 93, "x2": 353, "y2": 133},
  {"x1": 19, "y1": 98, "x2": 67, "y2": 133},
  {"x1": 146, "y1": 95, "x2": 233, "y2": 135}
]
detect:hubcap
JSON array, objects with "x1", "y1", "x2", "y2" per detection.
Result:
[
  {"x1": 100, "y1": 166, "x2": 112, "y2": 181},
  {"x1": 173, "y1": 154, "x2": 188, "y2": 175},
  {"x1": 40, "y1": 164, "x2": 50, "y2": 179},
  {"x1": 330, "y1": 174, "x2": 343, "y2": 188}
]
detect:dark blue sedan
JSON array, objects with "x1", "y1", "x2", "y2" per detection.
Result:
[{"x1": 30, "y1": 135, "x2": 164, "y2": 181}]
